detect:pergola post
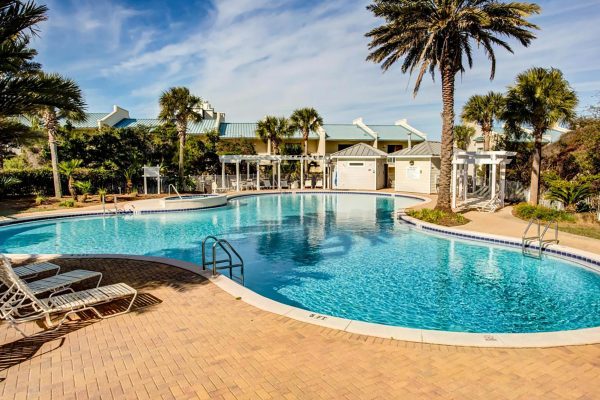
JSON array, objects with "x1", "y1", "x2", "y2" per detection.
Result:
[
  {"x1": 499, "y1": 163, "x2": 507, "y2": 207},
  {"x1": 491, "y1": 155, "x2": 497, "y2": 200},
  {"x1": 272, "y1": 162, "x2": 276, "y2": 189},
  {"x1": 463, "y1": 164, "x2": 468, "y2": 202},
  {"x1": 277, "y1": 161, "x2": 281, "y2": 190},
  {"x1": 322, "y1": 160, "x2": 326, "y2": 190},
  {"x1": 221, "y1": 162, "x2": 226, "y2": 189},
  {"x1": 256, "y1": 162, "x2": 260, "y2": 191},
  {"x1": 235, "y1": 161, "x2": 240, "y2": 192},
  {"x1": 300, "y1": 158, "x2": 304, "y2": 189},
  {"x1": 246, "y1": 161, "x2": 250, "y2": 180}
]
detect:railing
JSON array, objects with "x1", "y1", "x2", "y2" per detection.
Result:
[
  {"x1": 522, "y1": 218, "x2": 559, "y2": 259},
  {"x1": 201, "y1": 236, "x2": 244, "y2": 285},
  {"x1": 168, "y1": 184, "x2": 182, "y2": 199}
]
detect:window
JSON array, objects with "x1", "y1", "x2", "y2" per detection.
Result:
[
  {"x1": 337, "y1": 144, "x2": 353, "y2": 151},
  {"x1": 387, "y1": 144, "x2": 403, "y2": 153},
  {"x1": 348, "y1": 162, "x2": 364, "y2": 167}
]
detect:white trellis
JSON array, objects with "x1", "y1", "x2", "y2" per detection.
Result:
[
  {"x1": 451, "y1": 151, "x2": 516, "y2": 211},
  {"x1": 142, "y1": 165, "x2": 161, "y2": 195}
]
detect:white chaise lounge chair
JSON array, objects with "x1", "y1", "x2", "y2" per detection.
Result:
[
  {"x1": 212, "y1": 181, "x2": 228, "y2": 193},
  {"x1": 261, "y1": 180, "x2": 272, "y2": 189},
  {"x1": 0, "y1": 256, "x2": 137, "y2": 336},
  {"x1": 13, "y1": 261, "x2": 61, "y2": 280}
]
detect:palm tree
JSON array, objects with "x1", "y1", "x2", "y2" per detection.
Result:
[
  {"x1": 461, "y1": 92, "x2": 505, "y2": 151},
  {"x1": 453, "y1": 125, "x2": 476, "y2": 151},
  {"x1": 158, "y1": 87, "x2": 203, "y2": 181},
  {"x1": 256, "y1": 116, "x2": 293, "y2": 155},
  {"x1": 58, "y1": 159, "x2": 82, "y2": 200},
  {"x1": 290, "y1": 108, "x2": 323, "y2": 156},
  {"x1": 504, "y1": 67, "x2": 578, "y2": 205},
  {"x1": 34, "y1": 73, "x2": 86, "y2": 199},
  {"x1": 365, "y1": 0, "x2": 539, "y2": 211}
]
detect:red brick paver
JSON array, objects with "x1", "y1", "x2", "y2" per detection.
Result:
[{"x1": 1, "y1": 258, "x2": 599, "y2": 399}]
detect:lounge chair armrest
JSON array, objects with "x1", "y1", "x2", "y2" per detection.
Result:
[{"x1": 48, "y1": 287, "x2": 75, "y2": 300}]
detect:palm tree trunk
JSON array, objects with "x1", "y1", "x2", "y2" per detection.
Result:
[
  {"x1": 436, "y1": 66, "x2": 456, "y2": 212},
  {"x1": 44, "y1": 109, "x2": 62, "y2": 199},
  {"x1": 177, "y1": 122, "x2": 186, "y2": 183},
  {"x1": 529, "y1": 129, "x2": 543, "y2": 205}
]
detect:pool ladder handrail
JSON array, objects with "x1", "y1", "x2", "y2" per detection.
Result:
[
  {"x1": 201, "y1": 236, "x2": 244, "y2": 285},
  {"x1": 521, "y1": 218, "x2": 559, "y2": 259},
  {"x1": 168, "y1": 184, "x2": 183, "y2": 200}
]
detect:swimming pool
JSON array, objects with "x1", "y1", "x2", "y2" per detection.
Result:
[{"x1": 1, "y1": 193, "x2": 599, "y2": 334}]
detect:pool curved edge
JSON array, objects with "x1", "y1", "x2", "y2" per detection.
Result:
[{"x1": 5, "y1": 252, "x2": 600, "y2": 349}]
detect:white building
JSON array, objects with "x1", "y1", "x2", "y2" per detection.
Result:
[
  {"x1": 388, "y1": 142, "x2": 441, "y2": 194},
  {"x1": 330, "y1": 143, "x2": 388, "y2": 190}
]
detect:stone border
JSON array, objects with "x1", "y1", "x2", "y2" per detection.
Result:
[{"x1": 4, "y1": 192, "x2": 600, "y2": 348}]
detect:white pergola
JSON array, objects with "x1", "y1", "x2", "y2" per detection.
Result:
[
  {"x1": 218, "y1": 154, "x2": 331, "y2": 192},
  {"x1": 451, "y1": 151, "x2": 516, "y2": 209}
]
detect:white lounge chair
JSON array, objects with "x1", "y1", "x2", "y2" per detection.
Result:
[
  {"x1": 0, "y1": 256, "x2": 137, "y2": 336},
  {"x1": 476, "y1": 194, "x2": 501, "y2": 213},
  {"x1": 13, "y1": 261, "x2": 60, "y2": 280},
  {"x1": 261, "y1": 180, "x2": 272, "y2": 189},
  {"x1": 280, "y1": 180, "x2": 289, "y2": 189},
  {"x1": 211, "y1": 181, "x2": 228, "y2": 193}
]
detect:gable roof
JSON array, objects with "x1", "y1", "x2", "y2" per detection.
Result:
[
  {"x1": 389, "y1": 141, "x2": 441, "y2": 157},
  {"x1": 330, "y1": 142, "x2": 388, "y2": 158}
]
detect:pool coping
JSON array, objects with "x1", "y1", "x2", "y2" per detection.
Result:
[{"x1": 3, "y1": 191, "x2": 600, "y2": 348}]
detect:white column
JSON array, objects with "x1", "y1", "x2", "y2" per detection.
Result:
[
  {"x1": 491, "y1": 160, "x2": 497, "y2": 200},
  {"x1": 499, "y1": 163, "x2": 506, "y2": 207},
  {"x1": 451, "y1": 161, "x2": 458, "y2": 209},
  {"x1": 300, "y1": 159, "x2": 304, "y2": 190},
  {"x1": 272, "y1": 162, "x2": 276, "y2": 189},
  {"x1": 277, "y1": 161, "x2": 281, "y2": 190},
  {"x1": 235, "y1": 161, "x2": 240, "y2": 192},
  {"x1": 256, "y1": 162, "x2": 260, "y2": 191},
  {"x1": 247, "y1": 161, "x2": 250, "y2": 180},
  {"x1": 322, "y1": 160, "x2": 326, "y2": 190},
  {"x1": 221, "y1": 161, "x2": 226, "y2": 189},
  {"x1": 463, "y1": 164, "x2": 468, "y2": 202},
  {"x1": 144, "y1": 176, "x2": 148, "y2": 195}
]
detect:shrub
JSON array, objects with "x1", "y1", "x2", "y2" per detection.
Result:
[
  {"x1": 406, "y1": 208, "x2": 469, "y2": 226},
  {"x1": 35, "y1": 194, "x2": 48, "y2": 205},
  {"x1": 544, "y1": 178, "x2": 592, "y2": 212},
  {"x1": 74, "y1": 180, "x2": 92, "y2": 202},
  {"x1": 59, "y1": 199, "x2": 76, "y2": 208},
  {"x1": 513, "y1": 203, "x2": 575, "y2": 222},
  {"x1": 0, "y1": 176, "x2": 21, "y2": 198}
]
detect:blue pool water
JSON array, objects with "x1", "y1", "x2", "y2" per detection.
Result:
[{"x1": 1, "y1": 193, "x2": 600, "y2": 333}]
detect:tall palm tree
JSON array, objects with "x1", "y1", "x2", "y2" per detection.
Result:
[
  {"x1": 289, "y1": 108, "x2": 323, "y2": 156},
  {"x1": 504, "y1": 67, "x2": 578, "y2": 205},
  {"x1": 461, "y1": 92, "x2": 505, "y2": 151},
  {"x1": 33, "y1": 72, "x2": 86, "y2": 198},
  {"x1": 158, "y1": 87, "x2": 203, "y2": 181},
  {"x1": 453, "y1": 125, "x2": 476, "y2": 151},
  {"x1": 365, "y1": 0, "x2": 539, "y2": 211},
  {"x1": 256, "y1": 116, "x2": 293, "y2": 155}
]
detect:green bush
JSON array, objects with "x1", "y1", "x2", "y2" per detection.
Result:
[
  {"x1": 406, "y1": 208, "x2": 469, "y2": 226},
  {"x1": 0, "y1": 168, "x2": 120, "y2": 196},
  {"x1": 58, "y1": 199, "x2": 76, "y2": 208},
  {"x1": 513, "y1": 203, "x2": 575, "y2": 222}
]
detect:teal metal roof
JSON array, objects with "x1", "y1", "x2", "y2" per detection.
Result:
[
  {"x1": 219, "y1": 123, "x2": 258, "y2": 138},
  {"x1": 331, "y1": 142, "x2": 388, "y2": 158},
  {"x1": 68, "y1": 113, "x2": 110, "y2": 129},
  {"x1": 368, "y1": 124, "x2": 419, "y2": 141},
  {"x1": 322, "y1": 124, "x2": 372, "y2": 141},
  {"x1": 115, "y1": 118, "x2": 217, "y2": 134}
]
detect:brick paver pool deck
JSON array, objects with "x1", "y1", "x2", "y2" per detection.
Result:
[{"x1": 1, "y1": 258, "x2": 599, "y2": 399}]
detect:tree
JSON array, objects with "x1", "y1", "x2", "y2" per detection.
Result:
[
  {"x1": 158, "y1": 87, "x2": 203, "y2": 182},
  {"x1": 290, "y1": 108, "x2": 323, "y2": 156},
  {"x1": 453, "y1": 125, "x2": 476, "y2": 151},
  {"x1": 256, "y1": 116, "x2": 293, "y2": 155},
  {"x1": 58, "y1": 159, "x2": 81, "y2": 199},
  {"x1": 461, "y1": 92, "x2": 505, "y2": 151},
  {"x1": 365, "y1": 0, "x2": 539, "y2": 211},
  {"x1": 504, "y1": 68, "x2": 578, "y2": 205},
  {"x1": 35, "y1": 73, "x2": 86, "y2": 198}
]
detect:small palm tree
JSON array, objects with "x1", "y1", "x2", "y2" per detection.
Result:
[
  {"x1": 256, "y1": 116, "x2": 294, "y2": 155},
  {"x1": 158, "y1": 87, "x2": 203, "y2": 182},
  {"x1": 453, "y1": 125, "x2": 476, "y2": 151},
  {"x1": 123, "y1": 165, "x2": 137, "y2": 194},
  {"x1": 365, "y1": 0, "x2": 540, "y2": 211},
  {"x1": 34, "y1": 73, "x2": 86, "y2": 199},
  {"x1": 0, "y1": 176, "x2": 21, "y2": 198},
  {"x1": 504, "y1": 68, "x2": 578, "y2": 205},
  {"x1": 461, "y1": 92, "x2": 505, "y2": 151},
  {"x1": 545, "y1": 182, "x2": 591, "y2": 213},
  {"x1": 290, "y1": 108, "x2": 323, "y2": 156},
  {"x1": 58, "y1": 159, "x2": 82, "y2": 200},
  {"x1": 74, "y1": 180, "x2": 92, "y2": 202}
]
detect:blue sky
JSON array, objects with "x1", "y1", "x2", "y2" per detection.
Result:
[{"x1": 34, "y1": 0, "x2": 600, "y2": 139}]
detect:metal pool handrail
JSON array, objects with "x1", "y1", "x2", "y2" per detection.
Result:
[
  {"x1": 201, "y1": 236, "x2": 244, "y2": 285},
  {"x1": 168, "y1": 184, "x2": 183, "y2": 199}
]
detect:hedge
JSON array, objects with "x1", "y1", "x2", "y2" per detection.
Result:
[{"x1": 0, "y1": 168, "x2": 122, "y2": 196}]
